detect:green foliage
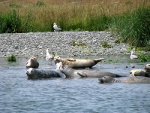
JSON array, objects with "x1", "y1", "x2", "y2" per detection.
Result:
[
  {"x1": 7, "y1": 55, "x2": 16, "y2": 62},
  {"x1": 100, "y1": 41, "x2": 112, "y2": 48},
  {"x1": 111, "y1": 7, "x2": 150, "y2": 47},
  {"x1": 66, "y1": 15, "x2": 112, "y2": 31},
  {"x1": 0, "y1": 10, "x2": 22, "y2": 33},
  {"x1": 114, "y1": 39, "x2": 121, "y2": 44},
  {"x1": 85, "y1": 15, "x2": 112, "y2": 31},
  {"x1": 70, "y1": 40, "x2": 87, "y2": 47},
  {"x1": 137, "y1": 46, "x2": 150, "y2": 51},
  {"x1": 137, "y1": 52, "x2": 150, "y2": 62}
]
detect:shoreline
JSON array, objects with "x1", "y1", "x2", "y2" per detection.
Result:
[{"x1": 0, "y1": 31, "x2": 131, "y2": 58}]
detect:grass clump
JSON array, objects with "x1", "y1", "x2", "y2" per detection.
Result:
[
  {"x1": 137, "y1": 46, "x2": 150, "y2": 51},
  {"x1": 0, "y1": 10, "x2": 22, "y2": 33},
  {"x1": 111, "y1": 7, "x2": 150, "y2": 47},
  {"x1": 100, "y1": 41, "x2": 112, "y2": 48},
  {"x1": 7, "y1": 55, "x2": 16, "y2": 62},
  {"x1": 70, "y1": 40, "x2": 87, "y2": 47},
  {"x1": 137, "y1": 52, "x2": 150, "y2": 62}
]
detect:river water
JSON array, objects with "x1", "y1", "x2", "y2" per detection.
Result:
[{"x1": 0, "y1": 57, "x2": 150, "y2": 113}]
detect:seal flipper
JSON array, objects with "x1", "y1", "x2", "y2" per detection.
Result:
[{"x1": 77, "y1": 72, "x2": 87, "y2": 78}]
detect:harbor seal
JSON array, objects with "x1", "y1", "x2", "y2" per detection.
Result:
[
  {"x1": 130, "y1": 64, "x2": 150, "y2": 77},
  {"x1": 26, "y1": 56, "x2": 39, "y2": 69},
  {"x1": 57, "y1": 62, "x2": 124, "y2": 79},
  {"x1": 26, "y1": 68, "x2": 65, "y2": 80},
  {"x1": 26, "y1": 57, "x2": 65, "y2": 80},
  {"x1": 144, "y1": 64, "x2": 150, "y2": 73},
  {"x1": 99, "y1": 76, "x2": 150, "y2": 84},
  {"x1": 45, "y1": 49, "x2": 104, "y2": 68},
  {"x1": 54, "y1": 57, "x2": 105, "y2": 69}
]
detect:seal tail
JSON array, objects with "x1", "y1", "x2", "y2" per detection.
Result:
[
  {"x1": 94, "y1": 58, "x2": 105, "y2": 63},
  {"x1": 115, "y1": 74, "x2": 126, "y2": 77}
]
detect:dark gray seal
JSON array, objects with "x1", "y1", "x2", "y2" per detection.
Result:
[
  {"x1": 26, "y1": 57, "x2": 65, "y2": 80},
  {"x1": 99, "y1": 76, "x2": 150, "y2": 84},
  {"x1": 26, "y1": 68, "x2": 65, "y2": 80},
  {"x1": 57, "y1": 62, "x2": 124, "y2": 79}
]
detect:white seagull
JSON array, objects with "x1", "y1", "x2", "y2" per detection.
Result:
[
  {"x1": 130, "y1": 51, "x2": 138, "y2": 59},
  {"x1": 46, "y1": 48, "x2": 54, "y2": 61},
  {"x1": 53, "y1": 23, "x2": 62, "y2": 32}
]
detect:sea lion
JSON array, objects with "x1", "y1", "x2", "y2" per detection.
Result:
[
  {"x1": 99, "y1": 76, "x2": 150, "y2": 84},
  {"x1": 26, "y1": 57, "x2": 65, "y2": 80},
  {"x1": 26, "y1": 56, "x2": 39, "y2": 69},
  {"x1": 57, "y1": 62, "x2": 124, "y2": 79},
  {"x1": 54, "y1": 57, "x2": 105, "y2": 69}
]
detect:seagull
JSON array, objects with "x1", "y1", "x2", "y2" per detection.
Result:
[
  {"x1": 46, "y1": 48, "x2": 54, "y2": 61},
  {"x1": 130, "y1": 51, "x2": 138, "y2": 59},
  {"x1": 53, "y1": 23, "x2": 62, "y2": 32}
]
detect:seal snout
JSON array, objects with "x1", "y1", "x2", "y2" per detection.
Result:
[{"x1": 99, "y1": 78, "x2": 105, "y2": 83}]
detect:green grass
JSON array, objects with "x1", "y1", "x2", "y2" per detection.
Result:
[
  {"x1": 100, "y1": 41, "x2": 112, "y2": 48},
  {"x1": 70, "y1": 40, "x2": 87, "y2": 47},
  {"x1": 111, "y1": 7, "x2": 150, "y2": 47},
  {"x1": 0, "y1": 6, "x2": 149, "y2": 48},
  {"x1": 0, "y1": 10, "x2": 22, "y2": 33},
  {"x1": 137, "y1": 52, "x2": 150, "y2": 62}
]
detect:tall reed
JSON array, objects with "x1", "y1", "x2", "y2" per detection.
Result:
[{"x1": 111, "y1": 7, "x2": 150, "y2": 47}]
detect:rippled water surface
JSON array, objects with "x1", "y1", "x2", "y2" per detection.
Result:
[{"x1": 0, "y1": 57, "x2": 150, "y2": 113}]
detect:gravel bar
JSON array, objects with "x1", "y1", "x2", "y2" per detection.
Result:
[{"x1": 0, "y1": 32, "x2": 129, "y2": 58}]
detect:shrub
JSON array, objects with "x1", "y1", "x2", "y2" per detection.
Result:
[
  {"x1": 100, "y1": 41, "x2": 112, "y2": 48},
  {"x1": 7, "y1": 55, "x2": 16, "y2": 62}
]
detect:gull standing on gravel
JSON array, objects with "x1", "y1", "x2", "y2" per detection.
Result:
[
  {"x1": 53, "y1": 23, "x2": 62, "y2": 32},
  {"x1": 130, "y1": 51, "x2": 138, "y2": 59},
  {"x1": 46, "y1": 48, "x2": 54, "y2": 61}
]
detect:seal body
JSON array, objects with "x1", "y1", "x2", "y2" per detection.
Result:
[
  {"x1": 99, "y1": 76, "x2": 150, "y2": 84},
  {"x1": 130, "y1": 64, "x2": 150, "y2": 77},
  {"x1": 54, "y1": 58, "x2": 105, "y2": 68},
  {"x1": 145, "y1": 64, "x2": 150, "y2": 73},
  {"x1": 26, "y1": 57, "x2": 65, "y2": 80},
  {"x1": 60, "y1": 67, "x2": 123, "y2": 79},
  {"x1": 26, "y1": 68, "x2": 65, "y2": 80}
]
